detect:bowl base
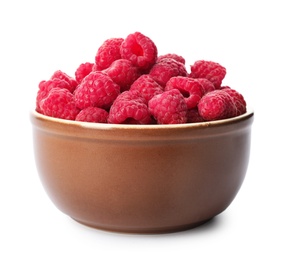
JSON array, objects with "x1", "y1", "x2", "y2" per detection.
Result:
[{"x1": 72, "y1": 218, "x2": 213, "y2": 234}]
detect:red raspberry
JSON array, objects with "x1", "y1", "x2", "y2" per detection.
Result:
[
  {"x1": 51, "y1": 70, "x2": 78, "y2": 93},
  {"x1": 194, "y1": 78, "x2": 216, "y2": 93},
  {"x1": 40, "y1": 87, "x2": 80, "y2": 120},
  {"x1": 129, "y1": 74, "x2": 163, "y2": 103},
  {"x1": 198, "y1": 90, "x2": 231, "y2": 121},
  {"x1": 120, "y1": 32, "x2": 157, "y2": 71},
  {"x1": 103, "y1": 59, "x2": 141, "y2": 92},
  {"x1": 75, "y1": 107, "x2": 108, "y2": 123},
  {"x1": 148, "y1": 89, "x2": 188, "y2": 124},
  {"x1": 74, "y1": 71, "x2": 120, "y2": 110},
  {"x1": 108, "y1": 91, "x2": 151, "y2": 124},
  {"x1": 197, "y1": 87, "x2": 246, "y2": 121},
  {"x1": 165, "y1": 76, "x2": 203, "y2": 109},
  {"x1": 149, "y1": 58, "x2": 188, "y2": 87},
  {"x1": 157, "y1": 53, "x2": 186, "y2": 64},
  {"x1": 189, "y1": 60, "x2": 226, "y2": 88},
  {"x1": 75, "y1": 62, "x2": 95, "y2": 84},
  {"x1": 36, "y1": 79, "x2": 72, "y2": 113},
  {"x1": 222, "y1": 87, "x2": 247, "y2": 116},
  {"x1": 95, "y1": 38, "x2": 124, "y2": 70}
]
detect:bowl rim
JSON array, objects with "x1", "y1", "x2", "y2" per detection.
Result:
[{"x1": 31, "y1": 107, "x2": 254, "y2": 130}]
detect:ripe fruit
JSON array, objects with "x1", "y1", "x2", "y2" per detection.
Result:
[{"x1": 35, "y1": 31, "x2": 247, "y2": 124}]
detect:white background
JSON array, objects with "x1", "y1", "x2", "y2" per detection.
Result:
[{"x1": 1, "y1": 0, "x2": 283, "y2": 259}]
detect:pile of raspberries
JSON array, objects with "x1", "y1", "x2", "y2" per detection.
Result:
[{"x1": 36, "y1": 31, "x2": 246, "y2": 124}]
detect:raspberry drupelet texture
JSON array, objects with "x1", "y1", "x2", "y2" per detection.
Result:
[
  {"x1": 75, "y1": 107, "x2": 108, "y2": 123},
  {"x1": 194, "y1": 78, "x2": 216, "y2": 93},
  {"x1": 165, "y1": 76, "x2": 204, "y2": 109},
  {"x1": 189, "y1": 60, "x2": 226, "y2": 89},
  {"x1": 149, "y1": 58, "x2": 188, "y2": 87},
  {"x1": 157, "y1": 53, "x2": 186, "y2": 64},
  {"x1": 129, "y1": 74, "x2": 163, "y2": 103},
  {"x1": 198, "y1": 87, "x2": 246, "y2": 121},
  {"x1": 51, "y1": 70, "x2": 78, "y2": 93},
  {"x1": 148, "y1": 89, "x2": 188, "y2": 124},
  {"x1": 40, "y1": 87, "x2": 80, "y2": 120},
  {"x1": 108, "y1": 91, "x2": 151, "y2": 124},
  {"x1": 198, "y1": 89, "x2": 231, "y2": 121},
  {"x1": 103, "y1": 59, "x2": 141, "y2": 92},
  {"x1": 74, "y1": 71, "x2": 120, "y2": 110},
  {"x1": 95, "y1": 38, "x2": 124, "y2": 70},
  {"x1": 36, "y1": 79, "x2": 73, "y2": 113},
  {"x1": 75, "y1": 62, "x2": 95, "y2": 84},
  {"x1": 222, "y1": 87, "x2": 247, "y2": 116},
  {"x1": 120, "y1": 32, "x2": 158, "y2": 71}
]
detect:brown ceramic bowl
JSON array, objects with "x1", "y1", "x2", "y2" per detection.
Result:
[{"x1": 31, "y1": 109, "x2": 254, "y2": 234}]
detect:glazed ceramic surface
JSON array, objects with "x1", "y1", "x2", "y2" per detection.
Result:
[{"x1": 31, "y1": 109, "x2": 254, "y2": 233}]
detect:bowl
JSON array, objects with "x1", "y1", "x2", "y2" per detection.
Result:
[{"x1": 30, "y1": 109, "x2": 254, "y2": 234}]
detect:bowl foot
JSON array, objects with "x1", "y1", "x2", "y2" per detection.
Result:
[{"x1": 72, "y1": 218, "x2": 214, "y2": 234}]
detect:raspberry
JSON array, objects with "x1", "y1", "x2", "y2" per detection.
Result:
[
  {"x1": 103, "y1": 59, "x2": 141, "y2": 92},
  {"x1": 194, "y1": 78, "x2": 216, "y2": 93},
  {"x1": 74, "y1": 71, "x2": 120, "y2": 110},
  {"x1": 120, "y1": 32, "x2": 157, "y2": 71},
  {"x1": 148, "y1": 89, "x2": 188, "y2": 124},
  {"x1": 149, "y1": 58, "x2": 188, "y2": 87},
  {"x1": 108, "y1": 91, "x2": 151, "y2": 124},
  {"x1": 197, "y1": 87, "x2": 246, "y2": 121},
  {"x1": 198, "y1": 90, "x2": 231, "y2": 121},
  {"x1": 51, "y1": 70, "x2": 78, "y2": 93},
  {"x1": 165, "y1": 76, "x2": 203, "y2": 109},
  {"x1": 36, "y1": 79, "x2": 72, "y2": 113},
  {"x1": 75, "y1": 107, "x2": 108, "y2": 123},
  {"x1": 189, "y1": 60, "x2": 226, "y2": 88},
  {"x1": 95, "y1": 38, "x2": 124, "y2": 70},
  {"x1": 222, "y1": 87, "x2": 247, "y2": 116},
  {"x1": 157, "y1": 53, "x2": 186, "y2": 64},
  {"x1": 75, "y1": 62, "x2": 95, "y2": 84},
  {"x1": 40, "y1": 87, "x2": 80, "y2": 120},
  {"x1": 129, "y1": 74, "x2": 163, "y2": 103}
]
